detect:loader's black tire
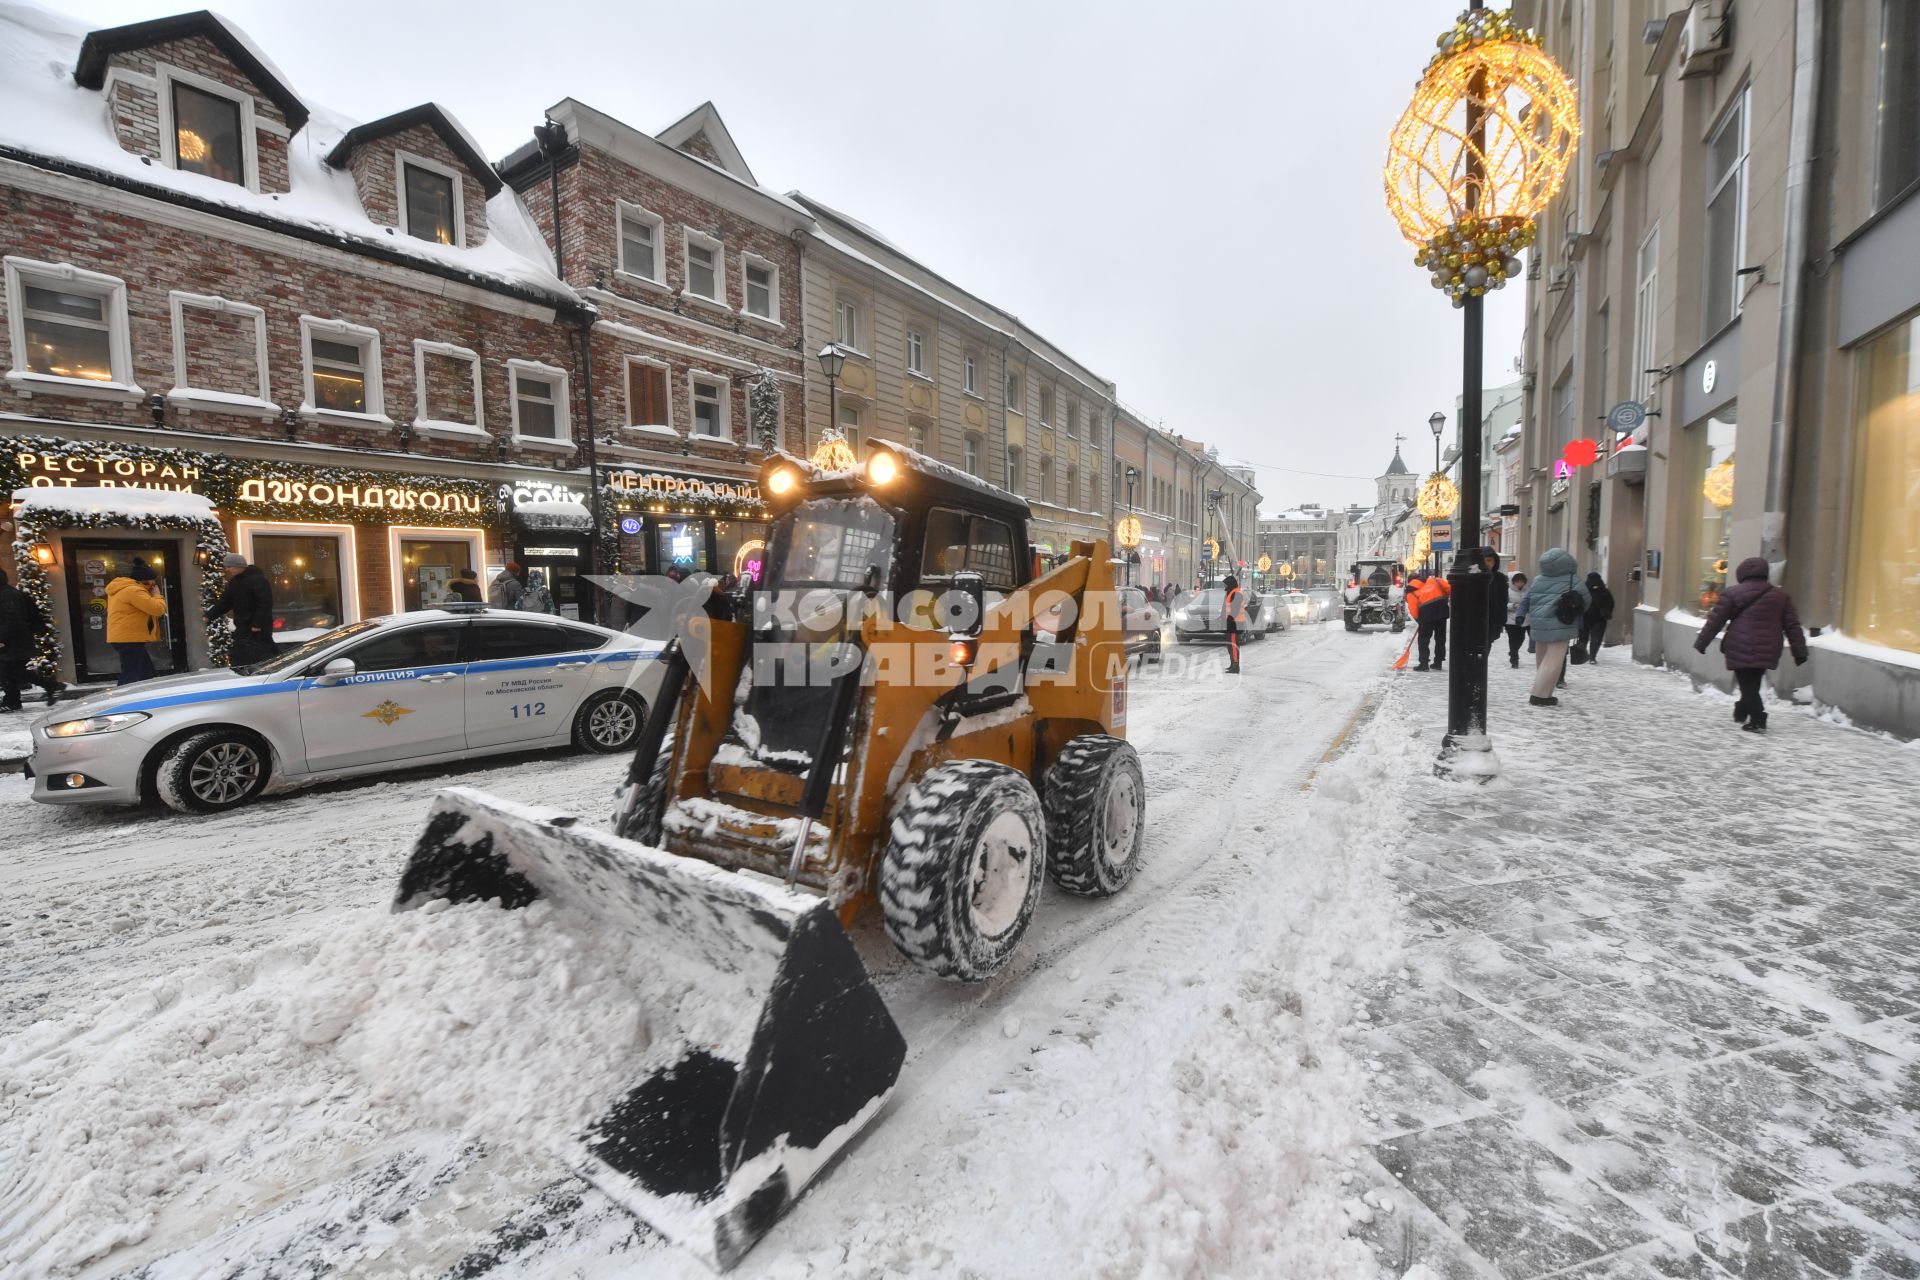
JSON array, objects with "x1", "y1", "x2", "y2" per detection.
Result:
[
  {"x1": 880, "y1": 760, "x2": 1046, "y2": 982},
  {"x1": 154, "y1": 729, "x2": 271, "y2": 814},
  {"x1": 1043, "y1": 735, "x2": 1144, "y2": 898},
  {"x1": 1344, "y1": 612, "x2": 1361, "y2": 632},
  {"x1": 573, "y1": 689, "x2": 645, "y2": 753},
  {"x1": 1390, "y1": 613, "x2": 1407, "y2": 633},
  {"x1": 614, "y1": 735, "x2": 674, "y2": 845}
]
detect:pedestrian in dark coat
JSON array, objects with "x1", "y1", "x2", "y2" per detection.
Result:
[
  {"x1": 489, "y1": 562, "x2": 526, "y2": 608},
  {"x1": 1479, "y1": 548, "x2": 1510, "y2": 656},
  {"x1": 1693, "y1": 556, "x2": 1808, "y2": 733},
  {"x1": 446, "y1": 567, "x2": 482, "y2": 603},
  {"x1": 205, "y1": 553, "x2": 277, "y2": 667},
  {"x1": 0, "y1": 568, "x2": 62, "y2": 711},
  {"x1": 1576, "y1": 571, "x2": 1614, "y2": 664}
]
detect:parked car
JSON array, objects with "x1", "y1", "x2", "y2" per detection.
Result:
[
  {"x1": 1168, "y1": 581, "x2": 1284, "y2": 643},
  {"x1": 26, "y1": 608, "x2": 665, "y2": 813},
  {"x1": 1116, "y1": 584, "x2": 1167, "y2": 661}
]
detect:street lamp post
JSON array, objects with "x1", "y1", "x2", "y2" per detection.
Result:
[
  {"x1": 1125, "y1": 465, "x2": 1139, "y2": 585},
  {"x1": 1384, "y1": 4, "x2": 1579, "y2": 779},
  {"x1": 816, "y1": 344, "x2": 846, "y2": 450},
  {"x1": 1428, "y1": 410, "x2": 1446, "y2": 574}
]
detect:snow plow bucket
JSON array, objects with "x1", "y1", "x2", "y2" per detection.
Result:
[{"x1": 394, "y1": 786, "x2": 906, "y2": 1271}]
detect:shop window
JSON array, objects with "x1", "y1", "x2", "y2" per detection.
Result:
[
  {"x1": 1877, "y1": 0, "x2": 1920, "y2": 207},
  {"x1": 300, "y1": 316, "x2": 386, "y2": 421},
  {"x1": 743, "y1": 257, "x2": 777, "y2": 320},
  {"x1": 684, "y1": 230, "x2": 723, "y2": 302},
  {"x1": 393, "y1": 533, "x2": 480, "y2": 611},
  {"x1": 170, "y1": 292, "x2": 271, "y2": 407},
  {"x1": 1845, "y1": 317, "x2": 1920, "y2": 651},
  {"x1": 398, "y1": 154, "x2": 462, "y2": 246},
  {"x1": 1702, "y1": 87, "x2": 1749, "y2": 337},
  {"x1": 656, "y1": 520, "x2": 709, "y2": 572},
  {"x1": 691, "y1": 372, "x2": 730, "y2": 439},
  {"x1": 1683, "y1": 410, "x2": 1738, "y2": 613},
  {"x1": 509, "y1": 358, "x2": 570, "y2": 445},
  {"x1": 413, "y1": 340, "x2": 483, "y2": 430},
  {"x1": 165, "y1": 71, "x2": 248, "y2": 187},
  {"x1": 625, "y1": 358, "x2": 671, "y2": 430},
  {"x1": 250, "y1": 530, "x2": 350, "y2": 631},
  {"x1": 4, "y1": 256, "x2": 135, "y2": 392}
]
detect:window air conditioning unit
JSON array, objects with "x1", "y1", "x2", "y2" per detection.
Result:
[
  {"x1": 1678, "y1": 0, "x2": 1729, "y2": 79},
  {"x1": 1547, "y1": 265, "x2": 1571, "y2": 292}
]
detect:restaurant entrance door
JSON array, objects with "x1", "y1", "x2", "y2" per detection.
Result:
[{"x1": 61, "y1": 538, "x2": 191, "y2": 682}]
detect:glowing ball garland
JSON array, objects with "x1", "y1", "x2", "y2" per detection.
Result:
[
  {"x1": 1385, "y1": 8, "x2": 1580, "y2": 306},
  {"x1": 1417, "y1": 473, "x2": 1461, "y2": 520}
]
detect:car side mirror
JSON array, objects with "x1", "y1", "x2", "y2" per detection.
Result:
[{"x1": 316, "y1": 657, "x2": 356, "y2": 686}]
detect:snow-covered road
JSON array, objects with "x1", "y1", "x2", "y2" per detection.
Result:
[{"x1": 2, "y1": 622, "x2": 1415, "y2": 1279}]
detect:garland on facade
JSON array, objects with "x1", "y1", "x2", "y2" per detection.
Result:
[
  {"x1": 9, "y1": 501, "x2": 232, "y2": 680},
  {"x1": 750, "y1": 371, "x2": 782, "y2": 454},
  {"x1": 3, "y1": 435, "x2": 495, "y2": 527}
]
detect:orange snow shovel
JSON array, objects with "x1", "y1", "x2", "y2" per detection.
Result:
[{"x1": 1392, "y1": 632, "x2": 1416, "y2": 670}]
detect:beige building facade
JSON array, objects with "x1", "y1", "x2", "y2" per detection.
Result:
[{"x1": 1515, "y1": 0, "x2": 1920, "y2": 737}]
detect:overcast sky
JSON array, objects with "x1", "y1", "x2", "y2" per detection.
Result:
[{"x1": 77, "y1": 0, "x2": 1529, "y2": 513}]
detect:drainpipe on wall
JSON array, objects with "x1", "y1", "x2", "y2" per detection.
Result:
[{"x1": 1761, "y1": 0, "x2": 1822, "y2": 568}]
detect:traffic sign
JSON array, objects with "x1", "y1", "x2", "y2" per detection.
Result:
[{"x1": 1431, "y1": 519, "x2": 1454, "y2": 551}]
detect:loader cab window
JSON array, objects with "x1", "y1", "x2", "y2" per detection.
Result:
[
  {"x1": 772, "y1": 497, "x2": 894, "y2": 590},
  {"x1": 919, "y1": 507, "x2": 1017, "y2": 591}
]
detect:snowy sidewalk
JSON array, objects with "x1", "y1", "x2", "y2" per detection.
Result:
[{"x1": 1351, "y1": 648, "x2": 1920, "y2": 1278}]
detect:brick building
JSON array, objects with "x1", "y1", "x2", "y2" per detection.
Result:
[{"x1": 0, "y1": 8, "x2": 598, "y2": 683}]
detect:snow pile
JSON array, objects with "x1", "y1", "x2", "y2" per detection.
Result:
[
  {"x1": 0, "y1": 897, "x2": 665, "y2": 1278},
  {"x1": 1094, "y1": 693, "x2": 1420, "y2": 1276},
  {"x1": 12, "y1": 486, "x2": 220, "y2": 520}
]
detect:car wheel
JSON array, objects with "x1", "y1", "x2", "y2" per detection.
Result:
[
  {"x1": 155, "y1": 729, "x2": 271, "y2": 814},
  {"x1": 573, "y1": 689, "x2": 645, "y2": 753}
]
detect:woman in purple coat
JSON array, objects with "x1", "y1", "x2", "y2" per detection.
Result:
[{"x1": 1693, "y1": 556, "x2": 1809, "y2": 733}]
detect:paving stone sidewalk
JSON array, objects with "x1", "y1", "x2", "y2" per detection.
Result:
[{"x1": 1352, "y1": 644, "x2": 1920, "y2": 1279}]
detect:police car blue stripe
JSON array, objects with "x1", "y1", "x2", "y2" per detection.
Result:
[{"x1": 106, "y1": 680, "x2": 307, "y2": 715}]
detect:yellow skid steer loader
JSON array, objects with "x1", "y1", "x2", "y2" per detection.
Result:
[{"x1": 396, "y1": 440, "x2": 1144, "y2": 1270}]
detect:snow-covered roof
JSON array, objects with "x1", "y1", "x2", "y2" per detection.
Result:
[
  {"x1": 0, "y1": 3, "x2": 576, "y2": 306},
  {"x1": 74, "y1": 9, "x2": 307, "y2": 130},
  {"x1": 654, "y1": 101, "x2": 755, "y2": 186},
  {"x1": 13, "y1": 485, "x2": 220, "y2": 520}
]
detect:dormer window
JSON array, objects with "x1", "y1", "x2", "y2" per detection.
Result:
[
  {"x1": 166, "y1": 73, "x2": 248, "y2": 187},
  {"x1": 398, "y1": 154, "x2": 463, "y2": 246}
]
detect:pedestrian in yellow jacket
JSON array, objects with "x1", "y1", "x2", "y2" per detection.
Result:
[{"x1": 105, "y1": 557, "x2": 166, "y2": 685}]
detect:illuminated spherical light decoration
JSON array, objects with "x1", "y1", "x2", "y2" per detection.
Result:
[
  {"x1": 1408, "y1": 525, "x2": 1433, "y2": 567},
  {"x1": 1385, "y1": 8, "x2": 1579, "y2": 305},
  {"x1": 1702, "y1": 458, "x2": 1736, "y2": 510},
  {"x1": 1115, "y1": 514, "x2": 1143, "y2": 549},
  {"x1": 809, "y1": 427, "x2": 859, "y2": 474},
  {"x1": 177, "y1": 128, "x2": 210, "y2": 163},
  {"x1": 1416, "y1": 472, "x2": 1461, "y2": 519}
]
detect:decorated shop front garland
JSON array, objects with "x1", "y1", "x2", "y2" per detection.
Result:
[
  {"x1": 9, "y1": 493, "x2": 233, "y2": 680},
  {"x1": 6, "y1": 434, "x2": 501, "y2": 677}
]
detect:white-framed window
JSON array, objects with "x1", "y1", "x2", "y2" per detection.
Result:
[
  {"x1": 683, "y1": 229, "x2": 724, "y2": 303},
  {"x1": 412, "y1": 339, "x2": 484, "y2": 435},
  {"x1": 157, "y1": 63, "x2": 256, "y2": 190},
  {"x1": 1038, "y1": 385, "x2": 1054, "y2": 426},
  {"x1": 1038, "y1": 455, "x2": 1054, "y2": 503},
  {"x1": 837, "y1": 401, "x2": 862, "y2": 450},
  {"x1": 167, "y1": 291, "x2": 272, "y2": 413},
  {"x1": 298, "y1": 315, "x2": 387, "y2": 423},
  {"x1": 1702, "y1": 86, "x2": 1750, "y2": 337},
  {"x1": 507, "y1": 358, "x2": 571, "y2": 447},
  {"x1": 689, "y1": 371, "x2": 731, "y2": 439},
  {"x1": 906, "y1": 325, "x2": 932, "y2": 378},
  {"x1": 963, "y1": 350, "x2": 979, "y2": 396},
  {"x1": 238, "y1": 520, "x2": 361, "y2": 625},
  {"x1": 835, "y1": 297, "x2": 863, "y2": 351},
  {"x1": 1005, "y1": 368, "x2": 1022, "y2": 413},
  {"x1": 1066, "y1": 464, "x2": 1079, "y2": 509},
  {"x1": 742, "y1": 254, "x2": 778, "y2": 321},
  {"x1": 1066, "y1": 401, "x2": 1079, "y2": 438},
  {"x1": 3, "y1": 257, "x2": 138, "y2": 399},
  {"x1": 1632, "y1": 225, "x2": 1660, "y2": 404},
  {"x1": 395, "y1": 151, "x2": 463, "y2": 246},
  {"x1": 964, "y1": 432, "x2": 981, "y2": 476},
  {"x1": 616, "y1": 201, "x2": 664, "y2": 283},
  {"x1": 1004, "y1": 444, "x2": 1024, "y2": 495},
  {"x1": 388, "y1": 525, "x2": 485, "y2": 615},
  {"x1": 624, "y1": 355, "x2": 674, "y2": 433}
]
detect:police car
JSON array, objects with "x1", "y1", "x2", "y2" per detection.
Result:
[{"x1": 26, "y1": 607, "x2": 664, "y2": 813}]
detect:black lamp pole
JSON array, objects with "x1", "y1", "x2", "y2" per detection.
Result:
[
  {"x1": 1441, "y1": 1, "x2": 1493, "y2": 774},
  {"x1": 817, "y1": 344, "x2": 846, "y2": 451},
  {"x1": 1125, "y1": 465, "x2": 1138, "y2": 585},
  {"x1": 1429, "y1": 410, "x2": 1446, "y2": 574}
]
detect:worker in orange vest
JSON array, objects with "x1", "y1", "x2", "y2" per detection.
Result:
[
  {"x1": 1406, "y1": 570, "x2": 1452, "y2": 671},
  {"x1": 1223, "y1": 574, "x2": 1248, "y2": 674}
]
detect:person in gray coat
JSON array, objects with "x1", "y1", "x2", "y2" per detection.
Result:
[{"x1": 1525, "y1": 547, "x2": 1588, "y2": 707}]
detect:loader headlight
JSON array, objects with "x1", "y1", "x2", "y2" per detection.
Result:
[
  {"x1": 46, "y1": 712, "x2": 150, "y2": 738},
  {"x1": 865, "y1": 450, "x2": 899, "y2": 486},
  {"x1": 767, "y1": 467, "x2": 798, "y2": 496}
]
